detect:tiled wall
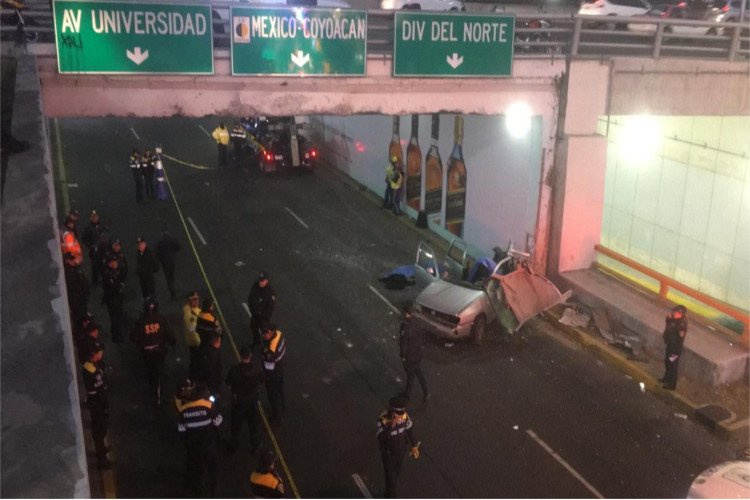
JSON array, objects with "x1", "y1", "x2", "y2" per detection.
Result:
[{"x1": 599, "y1": 116, "x2": 750, "y2": 311}]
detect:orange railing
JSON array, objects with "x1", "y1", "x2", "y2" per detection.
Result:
[{"x1": 594, "y1": 244, "x2": 749, "y2": 347}]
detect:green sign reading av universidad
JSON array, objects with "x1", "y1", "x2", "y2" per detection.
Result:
[
  {"x1": 53, "y1": 0, "x2": 214, "y2": 74},
  {"x1": 231, "y1": 6, "x2": 367, "y2": 77},
  {"x1": 393, "y1": 12, "x2": 514, "y2": 77}
]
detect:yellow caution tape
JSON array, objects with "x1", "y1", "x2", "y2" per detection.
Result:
[{"x1": 161, "y1": 153, "x2": 217, "y2": 171}]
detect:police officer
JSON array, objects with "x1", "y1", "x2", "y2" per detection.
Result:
[
  {"x1": 248, "y1": 271, "x2": 276, "y2": 347},
  {"x1": 102, "y1": 254, "x2": 126, "y2": 343},
  {"x1": 197, "y1": 333, "x2": 223, "y2": 401},
  {"x1": 177, "y1": 382, "x2": 222, "y2": 497},
  {"x1": 182, "y1": 291, "x2": 201, "y2": 379},
  {"x1": 82, "y1": 210, "x2": 110, "y2": 284},
  {"x1": 61, "y1": 214, "x2": 83, "y2": 266},
  {"x1": 130, "y1": 148, "x2": 144, "y2": 203},
  {"x1": 130, "y1": 299, "x2": 176, "y2": 406},
  {"x1": 102, "y1": 238, "x2": 128, "y2": 280},
  {"x1": 82, "y1": 342, "x2": 112, "y2": 469},
  {"x1": 400, "y1": 306, "x2": 429, "y2": 402},
  {"x1": 155, "y1": 230, "x2": 181, "y2": 300},
  {"x1": 136, "y1": 237, "x2": 160, "y2": 300},
  {"x1": 250, "y1": 451, "x2": 286, "y2": 498},
  {"x1": 382, "y1": 155, "x2": 398, "y2": 209},
  {"x1": 64, "y1": 251, "x2": 90, "y2": 327},
  {"x1": 195, "y1": 298, "x2": 221, "y2": 347},
  {"x1": 77, "y1": 321, "x2": 103, "y2": 361},
  {"x1": 225, "y1": 344, "x2": 263, "y2": 454},
  {"x1": 230, "y1": 121, "x2": 247, "y2": 167},
  {"x1": 660, "y1": 304, "x2": 688, "y2": 391},
  {"x1": 261, "y1": 323, "x2": 286, "y2": 425},
  {"x1": 211, "y1": 122, "x2": 230, "y2": 167},
  {"x1": 377, "y1": 396, "x2": 420, "y2": 498},
  {"x1": 141, "y1": 147, "x2": 156, "y2": 199}
]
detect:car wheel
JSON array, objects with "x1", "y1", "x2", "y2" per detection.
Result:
[{"x1": 470, "y1": 314, "x2": 487, "y2": 345}]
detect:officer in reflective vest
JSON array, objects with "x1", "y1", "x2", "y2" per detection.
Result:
[
  {"x1": 61, "y1": 215, "x2": 83, "y2": 266},
  {"x1": 130, "y1": 149, "x2": 144, "y2": 202},
  {"x1": 250, "y1": 451, "x2": 285, "y2": 498},
  {"x1": 211, "y1": 122, "x2": 230, "y2": 167},
  {"x1": 82, "y1": 342, "x2": 112, "y2": 469},
  {"x1": 377, "y1": 396, "x2": 420, "y2": 498},
  {"x1": 261, "y1": 324, "x2": 286, "y2": 425}
]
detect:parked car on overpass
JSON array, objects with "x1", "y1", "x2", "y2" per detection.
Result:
[
  {"x1": 627, "y1": 3, "x2": 713, "y2": 34},
  {"x1": 579, "y1": 0, "x2": 652, "y2": 29}
]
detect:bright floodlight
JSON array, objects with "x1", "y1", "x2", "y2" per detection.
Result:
[
  {"x1": 619, "y1": 114, "x2": 661, "y2": 164},
  {"x1": 505, "y1": 102, "x2": 532, "y2": 138}
]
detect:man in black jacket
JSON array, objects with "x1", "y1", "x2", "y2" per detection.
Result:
[
  {"x1": 81, "y1": 210, "x2": 109, "y2": 284},
  {"x1": 156, "y1": 230, "x2": 181, "y2": 300},
  {"x1": 225, "y1": 344, "x2": 264, "y2": 453},
  {"x1": 400, "y1": 306, "x2": 429, "y2": 402},
  {"x1": 131, "y1": 299, "x2": 176, "y2": 406},
  {"x1": 101, "y1": 255, "x2": 126, "y2": 343},
  {"x1": 660, "y1": 305, "x2": 688, "y2": 391},
  {"x1": 136, "y1": 237, "x2": 160, "y2": 300},
  {"x1": 198, "y1": 333, "x2": 223, "y2": 401},
  {"x1": 248, "y1": 271, "x2": 276, "y2": 347}
]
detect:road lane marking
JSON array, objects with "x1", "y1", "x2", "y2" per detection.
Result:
[
  {"x1": 130, "y1": 127, "x2": 140, "y2": 140},
  {"x1": 367, "y1": 285, "x2": 401, "y2": 316},
  {"x1": 186, "y1": 217, "x2": 207, "y2": 245},
  {"x1": 161, "y1": 164, "x2": 300, "y2": 499},
  {"x1": 242, "y1": 302, "x2": 252, "y2": 319},
  {"x1": 285, "y1": 207, "x2": 310, "y2": 229},
  {"x1": 526, "y1": 429, "x2": 604, "y2": 499},
  {"x1": 53, "y1": 119, "x2": 70, "y2": 214},
  {"x1": 198, "y1": 124, "x2": 211, "y2": 138},
  {"x1": 352, "y1": 473, "x2": 372, "y2": 498}
]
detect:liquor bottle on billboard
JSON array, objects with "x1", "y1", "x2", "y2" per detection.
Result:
[
  {"x1": 389, "y1": 115, "x2": 404, "y2": 171},
  {"x1": 424, "y1": 114, "x2": 443, "y2": 221},
  {"x1": 445, "y1": 115, "x2": 467, "y2": 237},
  {"x1": 406, "y1": 115, "x2": 422, "y2": 211}
]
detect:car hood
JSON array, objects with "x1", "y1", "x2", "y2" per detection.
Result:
[{"x1": 416, "y1": 280, "x2": 483, "y2": 316}]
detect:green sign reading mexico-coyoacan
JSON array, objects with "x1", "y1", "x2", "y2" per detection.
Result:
[
  {"x1": 231, "y1": 7, "x2": 367, "y2": 76},
  {"x1": 53, "y1": 0, "x2": 213, "y2": 74},
  {"x1": 393, "y1": 12, "x2": 514, "y2": 77}
]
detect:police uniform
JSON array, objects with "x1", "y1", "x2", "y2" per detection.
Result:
[
  {"x1": 212, "y1": 124, "x2": 230, "y2": 166},
  {"x1": 82, "y1": 347, "x2": 111, "y2": 468},
  {"x1": 225, "y1": 351, "x2": 264, "y2": 453},
  {"x1": 102, "y1": 240, "x2": 128, "y2": 280},
  {"x1": 64, "y1": 257, "x2": 90, "y2": 326},
  {"x1": 250, "y1": 469, "x2": 285, "y2": 498},
  {"x1": 262, "y1": 327, "x2": 286, "y2": 423},
  {"x1": 661, "y1": 306, "x2": 688, "y2": 390},
  {"x1": 141, "y1": 150, "x2": 156, "y2": 198},
  {"x1": 101, "y1": 258, "x2": 126, "y2": 342},
  {"x1": 136, "y1": 240, "x2": 160, "y2": 299},
  {"x1": 130, "y1": 151, "x2": 144, "y2": 202},
  {"x1": 230, "y1": 123, "x2": 247, "y2": 167},
  {"x1": 248, "y1": 274, "x2": 276, "y2": 346},
  {"x1": 377, "y1": 397, "x2": 418, "y2": 498},
  {"x1": 82, "y1": 214, "x2": 109, "y2": 284},
  {"x1": 130, "y1": 306, "x2": 176, "y2": 405},
  {"x1": 177, "y1": 391, "x2": 223, "y2": 497}
]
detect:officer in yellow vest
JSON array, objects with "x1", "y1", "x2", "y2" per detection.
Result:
[
  {"x1": 211, "y1": 122, "x2": 230, "y2": 167},
  {"x1": 250, "y1": 451, "x2": 285, "y2": 498}
]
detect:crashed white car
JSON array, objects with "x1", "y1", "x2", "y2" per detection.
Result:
[{"x1": 412, "y1": 240, "x2": 570, "y2": 344}]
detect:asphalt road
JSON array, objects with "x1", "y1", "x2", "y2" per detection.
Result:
[{"x1": 54, "y1": 116, "x2": 740, "y2": 498}]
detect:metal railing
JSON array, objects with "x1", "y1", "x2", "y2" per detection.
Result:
[
  {"x1": 2, "y1": 2, "x2": 749, "y2": 61},
  {"x1": 595, "y1": 244, "x2": 749, "y2": 346}
]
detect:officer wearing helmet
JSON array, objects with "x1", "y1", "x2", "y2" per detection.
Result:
[
  {"x1": 377, "y1": 395, "x2": 420, "y2": 498},
  {"x1": 250, "y1": 450, "x2": 285, "y2": 498},
  {"x1": 382, "y1": 155, "x2": 399, "y2": 210},
  {"x1": 131, "y1": 298, "x2": 176, "y2": 406},
  {"x1": 660, "y1": 304, "x2": 688, "y2": 390}
]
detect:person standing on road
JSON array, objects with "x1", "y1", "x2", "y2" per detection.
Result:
[
  {"x1": 196, "y1": 298, "x2": 221, "y2": 347},
  {"x1": 64, "y1": 251, "x2": 90, "y2": 327},
  {"x1": 130, "y1": 299, "x2": 176, "y2": 407},
  {"x1": 249, "y1": 451, "x2": 286, "y2": 498},
  {"x1": 61, "y1": 214, "x2": 83, "y2": 266},
  {"x1": 197, "y1": 333, "x2": 223, "y2": 401},
  {"x1": 130, "y1": 149, "x2": 145, "y2": 203},
  {"x1": 400, "y1": 306, "x2": 429, "y2": 402},
  {"x1": 101, "y1": 254, "x2": 126, "y2": 343},
  {"x1": 377, "y1": 396, "x2": 420, "y2": 498},
  {"x1": 141, "y1": 147, "x2": 156, "y2": 199},
  {"x1": 390, "y1": 164, "x2": 404, "y2": 216},
  {"x1": 103, "y1": 238, "x2": 128, "y2": 281},
  {"x1": 177, "y1": 382, "x2": 222, "y2": 498},
  {"x1": 81, "y1": 210, "x2": 110, "y2": 285},
  {"x1": 261, "y1": 324, "x2": 286, "y2": 425},
  {"x1": 183, "y1": 291, "x2": 202, "y2": 379},
  {"x1": 382, "y1": 155, "x2": 397, "y2": 209},
  {"x1": 225, "y1": 344, "x2": 264, "y2": 454},
  {"x1": 212, "y1": 122, "x2": 230, "y2": 167},
  {"x1": 660, "y1": 304, "x2": 688, "y2": 391},
  {"x1": 82, "y1": 342, "x2": 112, "y2": 469},
  {"x1": 156, "y1": 230, "x2": 181, "y2": 300},
  {"x1": 136, "y1": 237, "x2": 160, "y2": 301},
  {"x1": 248, "y1": 271, "x2": 276, "y2": 347},
  {"x1": 230, "y1": 121, "x2": 247, "y2": 167}
]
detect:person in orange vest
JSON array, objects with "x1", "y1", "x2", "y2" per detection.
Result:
[
  {"x1": 250, "y1": 451, "x2": 285, "y2": 498},
  {"x1": 211, "y1": 122, "x2": 230, "y2": 167},
  {"x1": 61, "y1": 214, "x2": 83, "y2": 266}
]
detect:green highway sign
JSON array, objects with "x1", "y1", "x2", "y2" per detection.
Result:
[
  {"x1": 231, "y1": 7, "x2": 367, "y2": 76},
  {"x1": 393, "y1": 12, "x2": 514, "y2": 77},
  {"x1": 53, "y1": 0, "x2": 213, "y2": 74}
]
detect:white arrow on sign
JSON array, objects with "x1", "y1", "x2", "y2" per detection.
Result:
[
  {"x1": 291, "y1": 50, "x2": 310, "y2": 68},
  {"x1": 446, "y1": 53, "x2": 464, "y2": 69},
  {"x1": 126, "y1": 47, "x2": 149, "y2": 65}
]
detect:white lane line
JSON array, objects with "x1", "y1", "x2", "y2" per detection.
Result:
[
  {"x1": 526, "y1": 429, "x2": 604, "y2": 499},
  {"x1": 130, "y1": 127, "x2": 140, "y2": 140},
  {"x1": 186, "y1": 217, "x2": 207, "y2": 246},
  {"x1": 198, "y1": 124, "x2": 211, "y2": 138},
  {"x1": 351, "y1": 473, "x2": 372, "y2": 499},
  {"x1": 285, "y1": 207, "x2": 310, "y2": 229},
  {"x1": 242, "y1": 302, "x2": 252, "y2": 319},
  {"x1": 367, "y1": 285, "x2": 401, "y2": 316}
]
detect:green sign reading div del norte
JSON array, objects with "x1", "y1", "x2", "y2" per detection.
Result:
[
  {"x1": 231, "y1": 7, "x2": 367, "y2": 76},
  {"x1": 393, "y1": 12, "x2": 514, "y2": 77},
  {"x1": 53, "y1": 0, "x2": 213, "y2": 74}
]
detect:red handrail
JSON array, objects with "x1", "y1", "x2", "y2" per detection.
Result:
[{"x1": 595, "y1": 244, "x2": 749, "y2": 347}]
